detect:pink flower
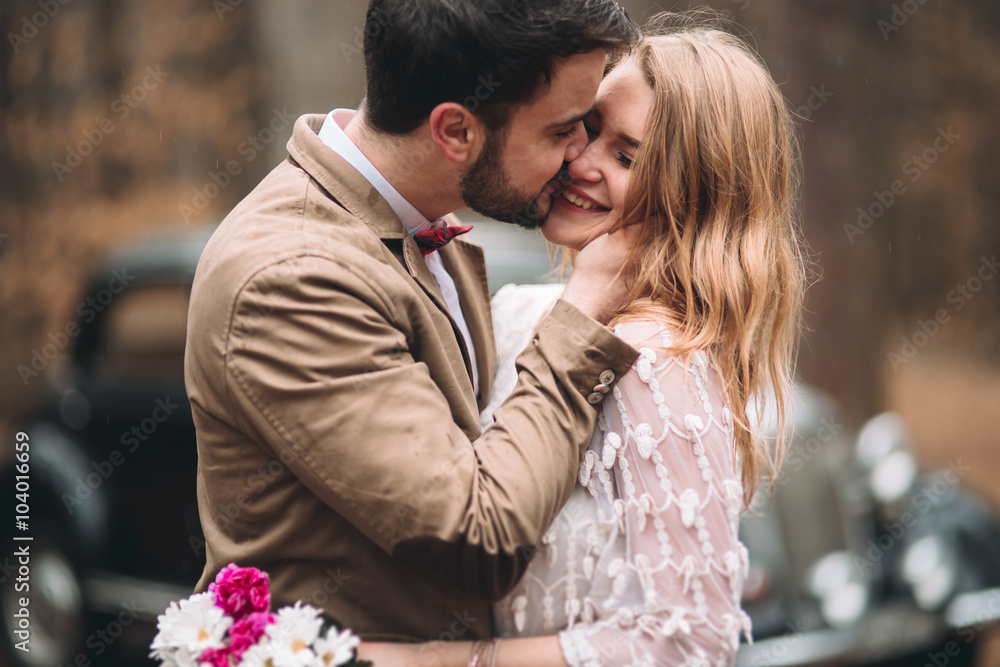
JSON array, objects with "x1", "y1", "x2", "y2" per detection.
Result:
[
  {"x1": 229, "y1": 612, "x2": 275, "y2": 661},
  {"x1": 209, "y1": 563, "x2": 272, "y2": 620},
  {"x1": 199, "y1": 646, "x2": 233, "y2": 667}
]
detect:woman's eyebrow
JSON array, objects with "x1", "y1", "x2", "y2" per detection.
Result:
[
  {"x1": 619, "y1": 132, "x2": 640, "y2": 149},
  {"x1": 590, "y1": 106, "x2": 640, "y2": 148}
]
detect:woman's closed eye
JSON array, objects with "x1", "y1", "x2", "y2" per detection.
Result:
[{"x1": 581, "y1": 113, "x2": 632, "y2": 167}]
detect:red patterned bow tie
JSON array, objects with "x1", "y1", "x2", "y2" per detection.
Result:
[{"x1": 412, "y1": 225, "x2": 473, "y2": 256}]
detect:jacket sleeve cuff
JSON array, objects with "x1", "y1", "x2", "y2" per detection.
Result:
[{"x1": 536, "y1": 299, "x2": 639, "y2": 406}]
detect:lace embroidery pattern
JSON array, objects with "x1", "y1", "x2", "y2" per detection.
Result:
[{"x1": 488, "y1": 305, "x2": 752, "y2": 667}]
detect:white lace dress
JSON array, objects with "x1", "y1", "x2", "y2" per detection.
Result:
[{"x1": 482, "y1": 284, "x2": 752, "y2": 667}]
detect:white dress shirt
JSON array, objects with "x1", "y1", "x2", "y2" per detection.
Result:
[{"x1": 318, "y1": 109, "x2": 479, "y2": 395}]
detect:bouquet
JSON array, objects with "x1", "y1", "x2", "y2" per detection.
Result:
[{"x1": 150, "y1": 563, "x2": 371, "y2": 667}]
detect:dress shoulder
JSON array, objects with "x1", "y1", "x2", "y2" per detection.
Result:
[{"x1": 481, "y1": 283, "x2": 565, "y2": 430}]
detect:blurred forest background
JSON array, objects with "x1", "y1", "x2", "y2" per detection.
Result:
[
  {"x1": 0, "y1": 0, "x2": 999, "y2": 661},
  {"x1": 5, "y1": 0, "x2": 999, "y2": 504}
]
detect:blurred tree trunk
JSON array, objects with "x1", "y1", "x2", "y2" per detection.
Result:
[{"x1": 0, "y1": 0, "x2": 269, "y2": 418}]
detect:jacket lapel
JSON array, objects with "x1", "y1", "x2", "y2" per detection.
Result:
[
  {"x1": 288, "y1": 115, "x2": 456, "y2": 319},
  {"x1": 439, "y1": 235, "x2": 496, "y2": 409},
  {"x1": 287, "y1": 114, "x2": 483, "y2": 396},
  {"x1": 400, "y1": 238, "x2": 453, "y2": 323},
  {"x1": 399, "y1": 236, "x2": 480, "y2": 400}
]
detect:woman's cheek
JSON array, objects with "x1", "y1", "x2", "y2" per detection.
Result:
[
  {"x1": 610, "y1": 175, "x2": 628, "y2": 215},
  {"x1": 542, "y1": 216, "x2": 584, "y2": 250}
]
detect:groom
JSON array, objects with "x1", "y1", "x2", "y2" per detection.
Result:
[{"x1": 186, "y1": 0, "x2": 638, "y2": 641}]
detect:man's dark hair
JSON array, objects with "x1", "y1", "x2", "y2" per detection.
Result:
[{"x1": 362, "y1": 0, "x2": 639, "y2": 135}]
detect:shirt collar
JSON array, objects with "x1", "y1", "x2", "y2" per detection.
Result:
[{"x1": 318, "y1": 109, "x2": 439, "y2": 235}]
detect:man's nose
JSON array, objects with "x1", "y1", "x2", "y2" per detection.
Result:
[
  {"x1": 563, "y1": 121, "x2": 588, "y2": 162},
  {"x1": 567, "y1": 143, "x2": 600, "y2": 182}
]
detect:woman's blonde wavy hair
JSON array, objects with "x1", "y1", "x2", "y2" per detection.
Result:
[{"x1": 601, "y1": 11, "x2": 810, "y2": 508}]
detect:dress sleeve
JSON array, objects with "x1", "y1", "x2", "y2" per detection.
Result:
[{"x1": 558, "y1": 323, "x2": 752, "y2": 667}]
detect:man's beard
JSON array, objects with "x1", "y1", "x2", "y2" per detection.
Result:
[{"x1": 459, "y1": 128, "x2": 562, "y2": 229}]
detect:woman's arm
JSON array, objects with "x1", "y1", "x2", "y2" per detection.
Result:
[{"x1": 357, "y1": 636, "x2": 567, "y2": 667}]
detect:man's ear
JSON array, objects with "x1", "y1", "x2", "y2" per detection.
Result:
[{"x1": 429, "y1": 102, "x2": 483, "y2": 164}]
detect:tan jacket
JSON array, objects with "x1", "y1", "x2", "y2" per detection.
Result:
[{"x1": 185, "y1": 113, "x2": 638, "y2": 641}]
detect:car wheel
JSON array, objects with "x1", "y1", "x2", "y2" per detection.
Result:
[{"x1": 1, "y1": 536, "x2": 86, "y2": 667}]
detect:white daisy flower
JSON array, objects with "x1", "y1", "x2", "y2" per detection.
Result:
[
  {"x1": 265, "y1": 602, "x2": 324, "y2": 667},
  {"x1": 238, "y1": 640, "x2": 276, "y2": 667},
  {"x1": 151, "y1": 592, "x2": 231, "y2": 657},
  {"x1": 313, "y1": 627, "x2": 361, "y2": 667},
  {"x1": 150, "y1": 600, "x2": 183, "y2": 660},
  {"x1": 150, "y1": 645, "x2": 198, "y2": 667}
]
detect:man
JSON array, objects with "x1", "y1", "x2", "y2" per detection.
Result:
[{"x1": 186, "y1": 0, "x2": 639, "y2": 641}]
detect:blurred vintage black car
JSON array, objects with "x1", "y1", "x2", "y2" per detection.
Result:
[
  {"x1": 2, "y1": 221, "x2": 999, "y2": 666},
  {"x1": 0, "y1": 226, "x2": 216, "y2": 666},
  {"x1": 734, "y1": 392, "x2": 1000, "y2": 665}
]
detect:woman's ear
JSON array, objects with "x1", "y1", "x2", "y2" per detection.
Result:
[{"x1": 429, "y1": 102, "x2": 483, "y2": 164}]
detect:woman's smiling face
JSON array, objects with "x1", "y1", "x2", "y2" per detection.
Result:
[{"x1": 541, "y1": 60, "x2": 654, "y2": 251}]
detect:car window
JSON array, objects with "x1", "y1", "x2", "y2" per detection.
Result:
[{"x1": 95, "y1": 285, "x2": 190, "y2": 384}]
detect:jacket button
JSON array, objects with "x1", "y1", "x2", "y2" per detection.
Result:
[
  {"x1": 587, "y1": 392, "x2": 604, "y2": 405},
  {"x1": 593, "y1": 383, "x2": 610, "y2": 395},
  {"x1": 599, "y1": 370, "x2": 616, "y2": 385}
]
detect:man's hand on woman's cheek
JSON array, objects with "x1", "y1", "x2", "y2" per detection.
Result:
[{"x1": 562, "y1": 226, "x2": 639, "y2": 325}]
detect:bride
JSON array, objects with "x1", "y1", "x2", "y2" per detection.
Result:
[{"x1": 361, "y1": 11, "x2": 807, "y2": 667}]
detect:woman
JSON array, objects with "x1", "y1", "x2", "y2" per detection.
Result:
[{"x1": 362, "y1": 10, "x2": 807, "y2": 666}]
